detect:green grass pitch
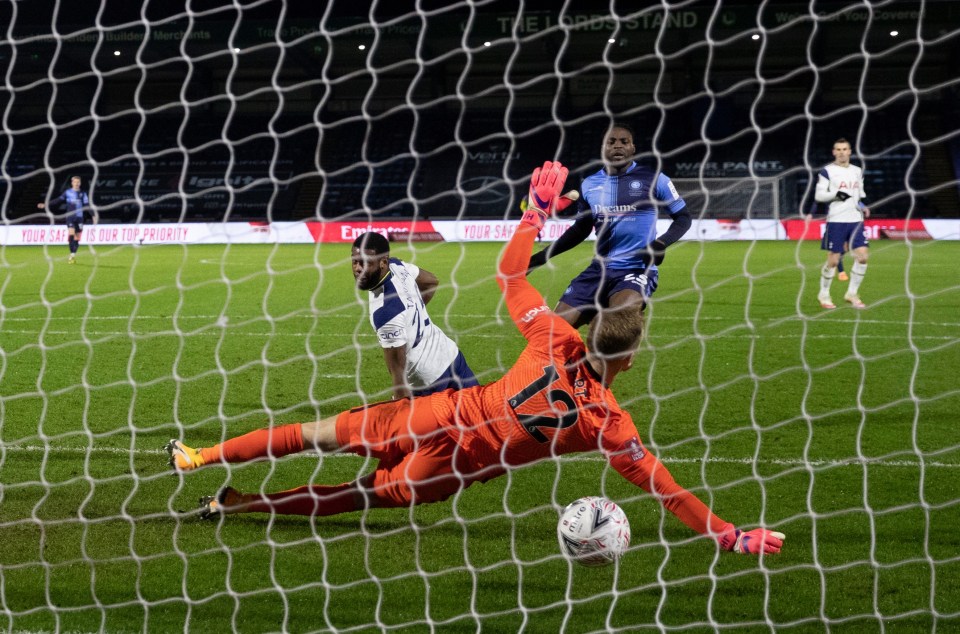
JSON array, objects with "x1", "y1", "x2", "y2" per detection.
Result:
[{"x1": 1, "y1": 239, "x2": 958, "y2": 633}]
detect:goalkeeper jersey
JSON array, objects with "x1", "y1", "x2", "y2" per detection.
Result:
[
  {"x1": 368, "y1": 257, "x2": 460, "y2": 390},
  {"x1": 427, "y1": 223, "x2": 650, "y2": 486},
  {"x1": 815, "y1": 163, "x2": 867, "y2": 223}
]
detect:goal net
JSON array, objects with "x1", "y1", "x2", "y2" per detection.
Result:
[{"x1": 2, "y1": 1, "x2": 959, "y2": 632}]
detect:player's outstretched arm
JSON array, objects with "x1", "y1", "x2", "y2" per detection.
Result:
[
  {"x1": 498, "y1": 161, "x2": 569, "y2": 332},
  {"x1": 498, "y1": 160, "x2": 569, "y2": 285},
  {"x1": 609, "y1": 437, "x2": 785, "y2": 556},
  {"x1": 528, "y1": 212, "x2": 593, "y2": 272}
]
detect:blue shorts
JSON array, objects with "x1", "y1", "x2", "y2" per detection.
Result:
[
  {"x1": 560, "y1": 260, "x2": 659, "y2": 319},
  {"x1": 414, "y1": 351, "x2": 479, "y2": 397},
  {"x1": 67, "y1": 218, "x2": 84, "y2": 233},
  {"x1": 822, "y1": 222, "x2": 868, "y2": 253}
]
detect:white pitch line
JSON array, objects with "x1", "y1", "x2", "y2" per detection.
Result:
[
  {"x1": 2, "y1": 313, "x2": 960, "y2": 328},
  {"x1": 1, "y1": 329, "x2": 956, "y2": 342},
  {"x1": 3, "y1": 444, "x2": 957, "y2": 469}
]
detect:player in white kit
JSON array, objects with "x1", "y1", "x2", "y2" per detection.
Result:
[
  {"x1": 814, "y1": 138, "x2": 872, "y2": 309},
  {"x1": 351, "y1": 232, "x2": 478, "y2": 399}
]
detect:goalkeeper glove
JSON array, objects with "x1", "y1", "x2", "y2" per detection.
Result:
[
  {"x1": 637, "y1": 239, "x2": 667, "y2": 267},
  {"x1": 521, "y1": 161, "x2": 569, "y2": 229},
  {"x1": 520, "y1": 190, "x2": 579, "y2": 215},
  {"x1": 718, "y1": 524, "x2": 785, "y2": 555},
  {"x1": 834, "y1": 190, "x2": 851, "y2": 202}
]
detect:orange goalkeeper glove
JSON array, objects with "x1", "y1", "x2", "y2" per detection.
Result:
[
  {"x1": 718, "y1": 524, "x2": 785, "y2": 555},
  {"x1": 521, "y1": 161, "x2": 569, "y2": 229},
  {"x1": 520, "y1": 190, "x2": 579, "y2": 214}
]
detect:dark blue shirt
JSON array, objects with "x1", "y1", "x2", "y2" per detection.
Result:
[{"x1": 50, "y1": 188, "x2": 89, "y2": 222}]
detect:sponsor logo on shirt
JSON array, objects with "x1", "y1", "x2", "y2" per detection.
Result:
[
  {"x1": 379, "y1": 329, "x2": 403, "y2": 341},
  {"x1": 592, "y1": 204, "x2": 638, "y2": 214},
  {"x1": 521, "y1": 305, "x2": 550, "y2": 323}
]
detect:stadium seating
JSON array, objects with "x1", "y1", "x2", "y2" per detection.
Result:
[{"x1": 3, "y1": 104, "x2": 954, "y2": 222}]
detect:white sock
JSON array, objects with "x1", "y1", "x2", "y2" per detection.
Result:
[
  {"x1": 820, "y1": 264, "x2": 836, "y2": 296},
  {"x1": 848, "y1": 262, "x2": 867, "y2": 295}
]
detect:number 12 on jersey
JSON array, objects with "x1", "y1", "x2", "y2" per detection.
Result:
[{"x1": 508, "y1": 365, "x2": 579, "y2": 442}]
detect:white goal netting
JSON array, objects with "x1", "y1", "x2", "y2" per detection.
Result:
[{"x1": 2, "y1": 1, "x2": 959, "y2": 632}]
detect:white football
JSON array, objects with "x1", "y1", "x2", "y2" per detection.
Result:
[{"x1": 557, "y1": 496, "x2": 631, "y2": 567}]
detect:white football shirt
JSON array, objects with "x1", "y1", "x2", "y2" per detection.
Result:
[
  {"x1": 368, "y1": 258, "x2": 459, "y2": 389},
  {"x1": 815, "y1": 163, "x2": 867, "y2": 223}
]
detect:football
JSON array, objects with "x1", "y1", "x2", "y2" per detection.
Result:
[{"x1": 557, "y1": 496, "x2": 631, "y2": 567}]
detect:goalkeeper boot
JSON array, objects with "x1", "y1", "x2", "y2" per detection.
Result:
[
  {"x1": 844, "y1": 293, "x2": 866, "y2": 309},
  {"x1": 165, "y1": 439, "x2": 205, "y2": 472},
  {"x1": 198, "y1": 487, "x2": 244, "y2": 520},
  {"x1": 817, "y1": 293, "x2": 836, "y2": 309}
]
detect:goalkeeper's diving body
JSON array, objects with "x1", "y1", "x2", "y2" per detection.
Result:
[
  {"x1": 527, "y1": 123, "x2": 692, "y2": 327},
  {"x1": 351, "y1": 231, "x2": 478, "y2": 399},
  {"x1": 166, "y1": 161, "x2": 784, "y2": 556}
]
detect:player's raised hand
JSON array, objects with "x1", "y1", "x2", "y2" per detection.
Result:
[
  {"x1": 520, "y1": 189, "x2": 579, "y2": 215},
  {"x1": 555, "y1": 190, "x2": 579, "y2": 213},
  {"x1": 521, "y1": 161, "x2": 569, "y2": 230},
  {"x1": 527, "y1": 161, "x2": 569, "y2": 214},
  {"x1": 720, "y1": 527, "x2": 785, "y2": 555}
]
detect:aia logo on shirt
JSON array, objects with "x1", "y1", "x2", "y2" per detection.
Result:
[
  {"x1": 838, "y1": 181, "x2": 861, "y2": 190},
  {"x1": 521, "y1": 305, "x2": 550, "y2": 323}
]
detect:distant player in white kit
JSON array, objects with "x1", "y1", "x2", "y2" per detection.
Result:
[
  {"x1": 814, "y1": 138, "x2": 871, "y2": 309},
  {"x1": 351, "y1": 232, "x2": 478, "y2": 399}
]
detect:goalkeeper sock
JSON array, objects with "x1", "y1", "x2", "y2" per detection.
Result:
[
  {"x1": 241, "y1": 482, "x2": 361, "y2": 516},
  {"x1": 848, "y1": 261, "x2": 867, "y2": 295},
  {"x1": 820, "y1": 264, "x2": 836, "y2": 294},
  {"x1": 199, "y1": 423, "x2": 304, "y2": 465}
]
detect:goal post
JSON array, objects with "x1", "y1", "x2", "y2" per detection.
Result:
[{"x1": 672, "y1": 176, "x2": 786, "y2": 220}]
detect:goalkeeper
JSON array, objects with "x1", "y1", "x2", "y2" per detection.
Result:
[
  {"x1": 167, "y1": 161, "x2": 783, "y2": 556},
  {"x1": 526, "y1": 123, "x2": 692, "y2": 327}
]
